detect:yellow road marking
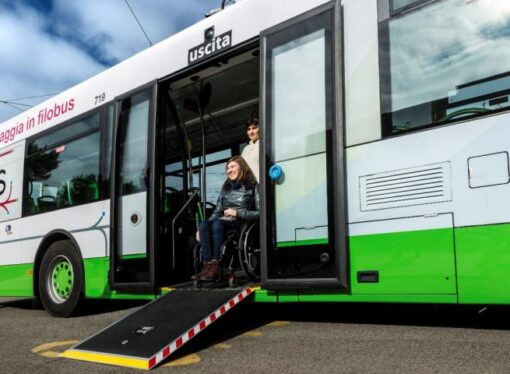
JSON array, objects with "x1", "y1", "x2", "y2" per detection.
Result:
[
  {"x1": 162, "y1": 353, "x2": 201, "y2": 367},
  {"x1": 31, "y1": 340, "x2": 79, "y2": 354},
  {"x1": 214, "y1": 343, "x2": 232, "y2": 349},
  {"x1": 39, "y1": 351, "x2": 62, "y2": 358},
  {"x1": 243, "y1": 330, "x2": 263, "y2": 337},
  {"x1": 159, "y1": 287, "x2": 175, "y2": 293},
  {"x1": 266, "y1": 321, "x2": 290, "y2": 327}
]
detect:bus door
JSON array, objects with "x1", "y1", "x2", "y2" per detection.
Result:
[
  {"x1": 110, "y1": 85, "x2": 157, "y2": 292},
  {"x1": 156, "y1": 82, "x2": 197, "y2": 284},
  {"x1": 261, "y1": 2, "x2": 348, "y2": 289}
]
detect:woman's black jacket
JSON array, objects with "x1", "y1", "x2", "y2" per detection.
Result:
[{"x1": 208, "y1": 181, "x2": 259, "y2": 222}]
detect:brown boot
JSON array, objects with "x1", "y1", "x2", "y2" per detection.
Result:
[
  {"x1": 200, "y1": 261, "x2": 219, "y2": 281},
  {"x1": 191, "y1": 262, "x2": 210, "y2": 280}
]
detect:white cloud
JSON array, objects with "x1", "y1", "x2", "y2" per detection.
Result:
[
  {"x1": 0, "y1": 0, "x2": 216, "y2": 124},
  {"x1": 51, "y1": 0, "x2": 210, "y2": 63}
]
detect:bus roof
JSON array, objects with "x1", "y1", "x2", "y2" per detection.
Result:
[{"x1": 0, "y1": 0, "x2": 329, "y2": 147}]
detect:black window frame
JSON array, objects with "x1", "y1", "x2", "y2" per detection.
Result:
[
  {"x1": 101, "y1": 103, "x2": 116, "y2": 199},
  {"x1": 388, "y1": 0, "x2": 434, "y2": 16}
]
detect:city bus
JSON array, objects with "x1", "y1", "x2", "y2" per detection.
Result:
[{"x1": 0, "y1": 0, "x2": 510, "y2": 317}]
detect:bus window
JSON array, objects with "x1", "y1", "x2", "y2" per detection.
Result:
[
  {"x1": 28, "y1": 114, "x2": 99, "y2": 153},
  {"x1": 380, "y1": 0, "x2": 510, "y2": 136},
  {"x1": 191, "y1": 148, "x2": 232, "y2": 205},
  {"x1": 23, "y1": 114, "x2": 101, "y2": 215},
  {"x1": 164, "y1": 148, "x2": 233, "y2": 211}
]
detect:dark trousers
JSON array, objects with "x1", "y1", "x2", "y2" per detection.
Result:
[{"x1": 199, "y1": 219, "x2": 244, "y2": 261}]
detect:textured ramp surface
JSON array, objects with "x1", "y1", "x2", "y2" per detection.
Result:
[{"x1": 63, "y1": 288, "x2": 253, "y2": 369}]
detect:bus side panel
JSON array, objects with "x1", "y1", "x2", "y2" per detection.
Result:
[
  {"x1": 349, "y1": 215, "x2": 457, "y2": 295},
  {"x1": 72, "y1": 229, "x2": 110, "y2": 299},
  {"x1": 0, "y1": 141, "x2": 25, "y2": 222},
  {"x1": 0, "y1": 201, "x2": 110, "y2": 298},
  {"x1": 455, "y1": 224, "x2": 510, "y2": 304},
  {"x1": 0, "y1": 263, "x2": 33, "y2": 296}
]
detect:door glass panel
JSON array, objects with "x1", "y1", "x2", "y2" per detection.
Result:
[
  {"x1": 274, "y1": 154, "x2": 328, "y2": 247},
  {"x1": 273, "y1": 29, "x2": 326, "y2": 161},
  {"x1": 119, "y1": 99, "x2": 149, "y2": 194},
  {"x1": 272, "y1": 28, "x2": 329, "y2": 248}
]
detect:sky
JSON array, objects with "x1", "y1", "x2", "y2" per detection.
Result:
[{"x1": 0, "y1": 0, "x2": 220, "y2": 124}]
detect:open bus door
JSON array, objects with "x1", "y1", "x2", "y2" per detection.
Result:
[
  {"x1": 261, "y1": 2, "x2": 348, "y2": 290},
  {"x1": 110, "y1": 84, "x2": 158, "y2": 292}
]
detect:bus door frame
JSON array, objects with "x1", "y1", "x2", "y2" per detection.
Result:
[
  {"x1": 109, "y1": 82, "x2": 158, "y2": 292},
  {"x1": 260, "y1": 0, "x2": 349, "y2": 290}
]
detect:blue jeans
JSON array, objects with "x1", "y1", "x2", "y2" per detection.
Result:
[{"x1": 199, "y1": 219, "x2": 244, "y2": 261}]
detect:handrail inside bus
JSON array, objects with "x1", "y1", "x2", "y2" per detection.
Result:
[
  {"x1": 192, "y1": 81, "x2": 210, "y2": 234},
  {"x1": 171, "y1": 188, "x2": 200, "y2": 269}
]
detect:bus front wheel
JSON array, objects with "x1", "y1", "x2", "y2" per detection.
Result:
[{"x1": 38, "y1": 240, "x2": 83, "y2": 317}]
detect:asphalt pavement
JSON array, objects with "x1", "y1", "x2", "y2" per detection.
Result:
[{"x1": 1, "y1": 297, "x2": 510, "y2": 373}]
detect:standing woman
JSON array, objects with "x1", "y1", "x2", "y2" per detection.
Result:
[
  {"x1": 194, "y1": 156, "x2": 259, "y2": 281},
  {"x1": 241, "y1": 115, "x2": 260, "y2": 182}
]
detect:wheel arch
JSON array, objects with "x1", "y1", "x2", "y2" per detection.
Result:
[{"x1": 33, "y1": 229, "x2": 85, "y2": 299}]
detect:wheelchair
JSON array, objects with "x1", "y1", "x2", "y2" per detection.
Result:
[{"x1": 192, "y1": 221, "x2": 260, "y2": 287}]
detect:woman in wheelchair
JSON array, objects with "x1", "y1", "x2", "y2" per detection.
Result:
[{"x1": 193, "y1": 156, "x2": 259, "y2": 281}]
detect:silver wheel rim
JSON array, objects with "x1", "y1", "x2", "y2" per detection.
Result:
[{"x1": 45, "y1": 254, "x2": 74, "y2": 304}]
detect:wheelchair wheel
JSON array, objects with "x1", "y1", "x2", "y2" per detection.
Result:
[
  {"x1": 192, "y1": 242, "x2": 202, "y2": 275},
  {"x1": 238, "y1": 222, "x2": 260, "y2": 281}
]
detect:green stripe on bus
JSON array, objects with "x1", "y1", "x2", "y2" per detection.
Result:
[
  {"x1": 454, "y1": 223, "x2": 510, "y2": 304},
  {"x1": 4, "y1": 222, "x2": 510, "y2": 305},
  {"x1": 349, "y1": 227, "x2": 456, "y2": 296},
  {"x1": 83, "y1": 257, "x2": 153, "y2": 300},
  {"x1": 276, "y1": 238, "x2": 329, "y2": 248},
  {"x1": 0, "y1": 263, "x2": 33, "y2": 297},
  {"x1": 119, "y1": 254, "x2": 147, "y2": 260}
]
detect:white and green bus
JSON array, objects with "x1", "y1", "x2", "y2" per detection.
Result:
[{"x1": 1, "y1": 0, "x2": 510, "y2": 316}]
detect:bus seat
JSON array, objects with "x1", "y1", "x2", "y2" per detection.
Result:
[
  {"x1": 71, "y1": 178, "x2": 99, "y2": 204},
  {"x1": 164, "y1": 188, "x2": 184, "y2": 215},
  {"x1": 37, "y1": 195, "x2": 57, "y2": 213},
  {"x1": 88, "y1": 181, "x2": 99, "y2": 201},
  {"x1": 24, "y1": 197, "x2": 38, "y2": 214},
  {"x1": 56, "y1": 180, "x2": 73, "y2": 207}
]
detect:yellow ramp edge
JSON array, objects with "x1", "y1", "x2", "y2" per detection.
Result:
[{"x1": 61, "y1": 349, "x2": 150, "y2": 370}]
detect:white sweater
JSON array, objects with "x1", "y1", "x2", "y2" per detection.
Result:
[{"x1": 241, "y1": 140, "x2": 259, "y2": 182}]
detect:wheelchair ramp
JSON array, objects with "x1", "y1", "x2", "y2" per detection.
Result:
[{"x1": 62, "y1": 287, "x2": 254, "y2": 370}]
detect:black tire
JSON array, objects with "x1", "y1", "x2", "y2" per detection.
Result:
[{"x1": 38, "y1": 240, "x2": 83, "y2": 317}]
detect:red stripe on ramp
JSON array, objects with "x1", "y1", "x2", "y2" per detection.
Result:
[{"x1": 188, "y1": 329, "x2": 195, "y2": 339}]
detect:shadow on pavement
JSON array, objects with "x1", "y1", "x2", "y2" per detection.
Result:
[
  {"x1": 269, "y1": 302, "x2": 510, "y2": 331},
  {"x1": 0, "y1": 296, "x2": 148, "y2": 317},
  {"x1": 172, "y1": 300, "x2": 510, "y2": 363}
]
